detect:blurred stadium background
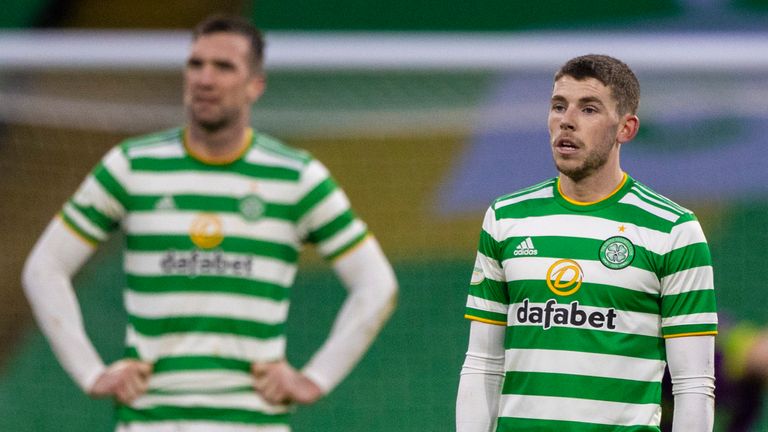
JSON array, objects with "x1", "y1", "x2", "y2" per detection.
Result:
[{"x1": 0, "y1": 1, "x2": 767, "y2": 431}]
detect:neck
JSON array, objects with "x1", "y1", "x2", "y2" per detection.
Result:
[
  {"x1": 186, "y1": 124, "x2": 251, "y2": 163},
  {"x1": 559, "y1": 167, "x2": 625, "y2": 204}
]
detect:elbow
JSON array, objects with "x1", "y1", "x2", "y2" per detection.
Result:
[
  {"x1": 21, "y1": 250, "x2": 43, "y2": 297},
  {"x1": 385, "y1": 275, "x2": 399, "y2": 303},
  {"x1": 361, "y1": 258, "x2": 398, "y2": 318},
  {"x1": 381, "y1": 272, "x2": 399, "y2": 318},
  {"x1": 21, "y1": 244, "x2": 66, "y2": 302},
  {"x1": 384, "y1": 283, "x2": 398, "y2": 321},
  {"x1": 368, "y1": 280, "x2": 397, "y2": 325},
  {"x1": 20, "y1": 248, "x2": 56, "y2": 316},
  {"x1": 671, "y1": 374, "x2": 716, "y2": 398},
  {"x1": 367, "y1": 275, "x2": 399, "y2": 326}
]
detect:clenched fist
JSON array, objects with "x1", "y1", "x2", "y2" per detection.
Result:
[
  {"x1": 89, "y1": 359, "x2": 153, "y2": 404},
  {"x1": 252, "y1": 360, "x2": 323, "y2": 405}
]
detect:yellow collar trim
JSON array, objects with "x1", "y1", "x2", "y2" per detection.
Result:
[
  {"x1": 558, "y1": 172, "x2": 628, "y2": 206},
  {"x1": 184, "y1": 128, "x2": 253, "y2": 165}
]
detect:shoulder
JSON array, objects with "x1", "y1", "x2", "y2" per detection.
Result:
[
  {"x1": 93, "y1": 128, "x2": 183, "y2": 176},
  {"x1": 491, "y1": 178, "x2": 557, "y2": 214},
  {"x1": 117, "y1": 128, "x2": 184, "y2": 161},
  {"x1": 248, "y1": 132, "x2": 335, "y2": 186},
  {"x1": 620, "y1": 179, "x2": 696, "y2": 228},
  {"x1": 249, "y1": 132, "x2": 313, "y2": 167}
]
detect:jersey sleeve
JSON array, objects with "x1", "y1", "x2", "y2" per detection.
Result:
[
  {"x1": 465, "y1": 205, "x2": 509, "y2": 326},
  {"x1": 58, "y1": 145, "x2": 130, "y2": 245},
  {"x1": 659, "y1": 213, "x2": 718, "y2": 338},
  {"x1": 296, "y1": 159, "x2": 368, "y2": 261}
]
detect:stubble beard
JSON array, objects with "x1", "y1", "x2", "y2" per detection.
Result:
[
  {"x1": 554, "y1": 142, "x2": 613, "y2": 183},
  {"x1": 188, "y1": 106, "x2": 238, "y2": 133},
  {"x1": 197, "y1": 117, "x2": 229, "y2": 133}
]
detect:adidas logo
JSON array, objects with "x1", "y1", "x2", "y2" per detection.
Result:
[
  {"x1": 514, "y1": 237, "x2": 538, "y2": 256},
  {"x1": 155, "y1": 195, "x2": 176, "y2": 211}
]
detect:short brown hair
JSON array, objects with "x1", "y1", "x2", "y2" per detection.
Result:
[
  {"x1": 193, "y1": 14, "x2": 265, "y2": 75},
  {"x1": 554, "y1": 54, "x2": 640, "y2": 116}
]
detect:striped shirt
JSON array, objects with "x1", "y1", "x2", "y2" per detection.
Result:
[
  {"x1": 61, "y1": 128, "x2": 368, "y2": 430},
  {"x1": 465, "y1": 174, "x2": 717, "y2": 432}
]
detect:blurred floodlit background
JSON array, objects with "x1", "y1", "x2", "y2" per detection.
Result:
[{"x1": 0, "y1": 1, "x2": 767, "y2": 431}]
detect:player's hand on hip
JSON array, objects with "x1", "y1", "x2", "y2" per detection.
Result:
[
  {"x1": 89, "y1": 359, "x2": 153, "y2": 404},
  {"x1": 251, "y1": 360, "x2": 323, "y2": 405}
]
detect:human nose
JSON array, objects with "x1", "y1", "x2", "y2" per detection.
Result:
[
  {"x1": 559, "y1": 107, "x2": 576, "y2": 131},
  {"x1": 193, "y1": 64, "x2": 215, "y2": 86}
]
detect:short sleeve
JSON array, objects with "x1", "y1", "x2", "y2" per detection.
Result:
[
  {"x1": 59, "y1": 146, "x2": 130, "y2": 245},
  {"x1": 659, "y1": 213, "x2": 718, "y2": 338},
  {"x1": 296, "y1": 159, "x2": 368, "y2": 260},
  {"x1": 465, "y1": 206, "x2": 509, "y2": 326}
]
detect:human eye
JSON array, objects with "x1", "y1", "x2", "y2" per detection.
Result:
[
  {"x1": 582, "y1": 105, "x2": 598, "y2": 114},
  {"x1": 214, "y1": 60, "x2": 237, "y2": 72},
  {"x1": 551, "y1": 102, "x2": 566, "y2": 113},
  {"x1": 186, "y1": 58, "x2": 203, "y2": 69}
]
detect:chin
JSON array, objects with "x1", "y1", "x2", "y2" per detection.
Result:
[
  {"x1": 190, "y1": 113, "x2": 227, "y2": 131},
  {"x1": 555, "y1": 162, "x2": 589, "y2": 182},
  {"x1": 196, "y1": 119, "x2": 228, "y2": 132}
]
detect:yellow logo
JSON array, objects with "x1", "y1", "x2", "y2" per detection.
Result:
[
  {"x1": 190, "y1": 213, "x2": 223, "y2": 249},
  {"x1": 546, "y1": 259, "x2": 584, "y2": 296}
]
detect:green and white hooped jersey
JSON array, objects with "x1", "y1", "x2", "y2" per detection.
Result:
[
  {"x1": 465, "y1": 174, "x2": 717, "y2": 432},
  {"x1": 60, "y1": 128, "x2": 368, "y2": 429}
]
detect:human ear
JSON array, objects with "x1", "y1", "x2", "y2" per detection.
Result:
[
  {"x1": 246, "y1": 75, "x2": 265, "y2": 103},
  {"x1": 617, "y1": 114, "x2": 639, "y2": 143}
]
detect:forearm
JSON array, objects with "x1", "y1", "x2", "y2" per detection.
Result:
[
  {"x1": 457, "y1": 363, "x2": 504, "y2": 432},
  {"x1": 666, "y1": 335, "x2": 715, "y2": 432},
  {"x1": 301, "y1": 236, "x2": 398, "y2": 393},
  {"x1": 456, "y1": 321, "x2": 505, "y2": 432},
  {"x1": 21, "y1": 218, "x2": 105, "y2": 392},
  {"x1": 671, "y1": 393, "x2": 714, "y2": 432}
]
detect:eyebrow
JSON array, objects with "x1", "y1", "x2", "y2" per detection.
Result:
[
  {"x1": 550, "y1": 95, "x2": 606, "y2": 107},
  {"x1": 186, "y1": 55, "x2": 237, "y2": 69},
  {"x1": 577, "y1": 96, "x2": 605, "y2": 107}
]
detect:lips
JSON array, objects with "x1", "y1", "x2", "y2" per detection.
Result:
[
  {"x1": 554, "y1": 136, "x2": 580, "y2": 154},
  {"x1": 193, "y1": 96, "x2": 218, "y2": 104}
]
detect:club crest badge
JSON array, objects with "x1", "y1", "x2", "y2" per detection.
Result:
[
  {"x1": 598, "y1": 236, "x2": 635, "y2": 270},
  {"x1": 239, "y1": 193, "x2": 265, "y2": 222}
]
